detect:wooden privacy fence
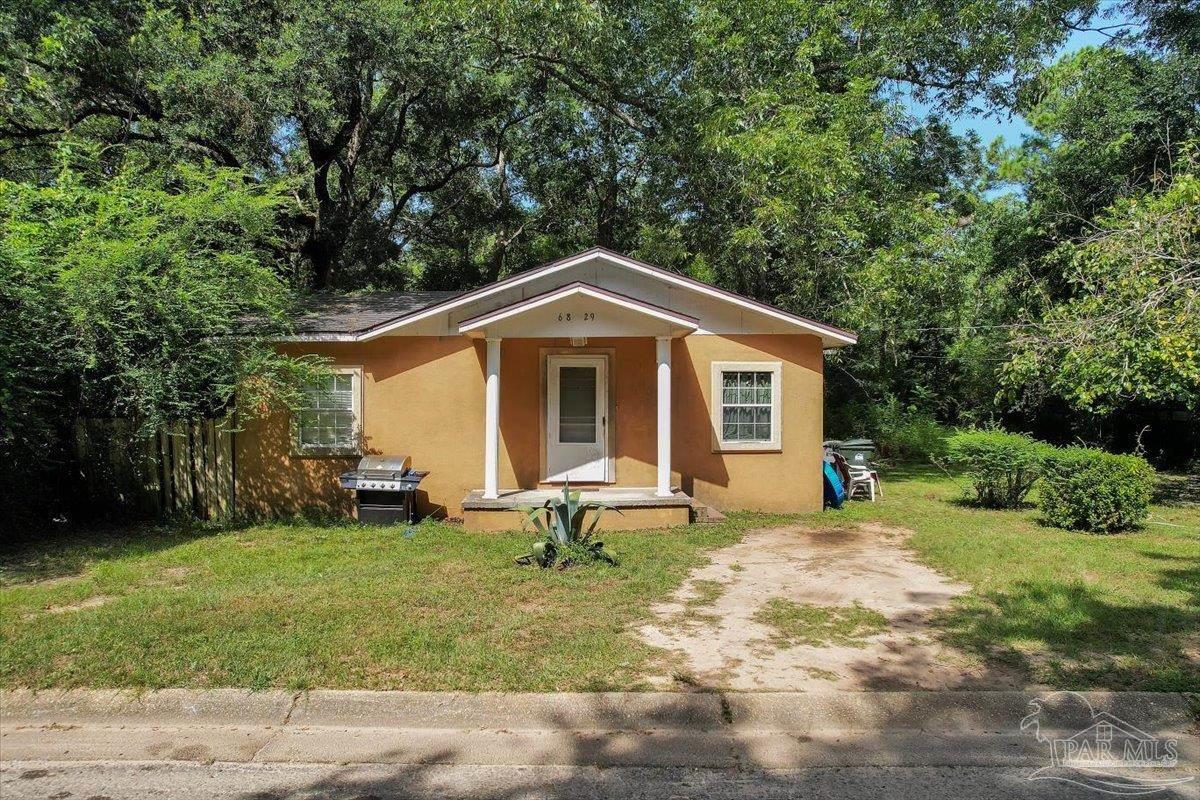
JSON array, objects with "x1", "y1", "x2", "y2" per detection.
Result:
[{"x1": 74, "y1": 418, "x2": 234, "y2": 519}]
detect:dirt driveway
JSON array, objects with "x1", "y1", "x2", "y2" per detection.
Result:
[{"x1": 639, "y1": 524, "x2": 1023, "y2": 691}]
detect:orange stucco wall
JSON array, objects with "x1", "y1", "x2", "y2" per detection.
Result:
[
  {"x1": 673, "y1": 335, "x2": 824, "y2": 512},
  {"x1": 234, "y1": 333, "x2": 824, "y2": 518}
]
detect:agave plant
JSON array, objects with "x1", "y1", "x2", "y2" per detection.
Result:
[{"x1": 515, "y1": 480, "x2": 619, "y2": 568}]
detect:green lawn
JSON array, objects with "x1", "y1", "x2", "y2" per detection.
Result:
[
  {"x1": 0, "y1": 514, "x2": 759, "y2": 691},
  {"x1": 813, "y1": 466, "x2": 1200, "y2": 692},
  {"x1": 1, "y1": 468, "x2": 1196, "y2": 692}
]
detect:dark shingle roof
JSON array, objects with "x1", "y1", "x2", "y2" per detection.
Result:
[{"x1": 291, "y1": 291, "x2": 462, "y2": 334}]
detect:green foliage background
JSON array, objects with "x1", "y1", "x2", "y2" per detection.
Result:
[{"x1": 1, "y1": 0, "x2": 1197, "y2": 522}]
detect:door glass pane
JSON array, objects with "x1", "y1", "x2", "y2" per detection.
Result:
[{"x1": 559, "y1": 366, "x2": 597, "y2": 443}]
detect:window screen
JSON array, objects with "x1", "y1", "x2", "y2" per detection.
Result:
[
  {"x1": 558, "y1": 366, "x2": 597, "y2": 443},
  {"x1": 720, "y1": 371, "x2": 773, "y2": 442}
]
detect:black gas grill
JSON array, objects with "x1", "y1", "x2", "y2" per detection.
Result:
[{"x1": 339, "y1": 455, "x2": 429, "y2": 525}]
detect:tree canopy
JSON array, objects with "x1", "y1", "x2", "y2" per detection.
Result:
[{"x1": 1, "y1": 0, "x2": 1197, "y2": 522}]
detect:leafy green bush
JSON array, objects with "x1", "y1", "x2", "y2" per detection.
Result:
[
  {"x1": 844, "y1": 397, "x2": 950, "y2": 463},
  {"x1": 880, "y1": 414, "x2": 951, "y2": 463},
  {"x1": 1, "y1": 147, "x2": 320, "y2": 523},
  {"x1": 1039, "y1": 448, "x2": 1155, "y2": 532},
  {"x1": 946, "y1": 430, "x2": 1052, "y2": 508}
]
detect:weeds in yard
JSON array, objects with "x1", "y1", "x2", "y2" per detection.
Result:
[
  {"x1": 803, "y1": 466, "x2": 1200, "y2": 690},
  {"x1": 753, "y1": 598, "x2": 888, "y2": 648},
  {"x1": 803, "y1": 666, "x2": 841, "y2": 681},
  {"x1": 665, "y1": 578, "x2": 727, "y2": 630},
  {"x1": 0, "y1": 514, "x2": 750, "y2": 691},
  {"x1": 3, "y1": 467, "x2": 1196, "y2": 692},
  {"x1": 685, "y1": 579, "x2": 726, "y2": 608}
]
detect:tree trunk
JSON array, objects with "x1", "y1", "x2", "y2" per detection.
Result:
[
  {"x1": 489, "y1": 243, "x2": 507, "y2": 283},
  {"x1": 596, "y1": 119, "x2": 619, "y2": 248},
  {"x1": 488, "y1": 150, "x2": 509, "y2": 282},
  {"x1": 597, "y1": 171, "x2": 617, "y2": 248},
  {"x1": 302, "y1": 227, "x2": 341, "y2": 290}
]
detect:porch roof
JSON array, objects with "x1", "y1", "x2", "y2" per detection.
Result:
[{"x1": 457, "y1": 281, "x2": 700, "y2": 339}]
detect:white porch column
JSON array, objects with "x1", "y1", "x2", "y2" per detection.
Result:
[
  {"x1": 656, "y1": 336, "x2": 672, "y2": 497},
  {"x1": 484, "y1": 337, "x2": 501, "y2": 499}
]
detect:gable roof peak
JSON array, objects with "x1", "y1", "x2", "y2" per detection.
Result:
[{"x1": 290, "y1": 246, "x2": 856, "y2": 346}]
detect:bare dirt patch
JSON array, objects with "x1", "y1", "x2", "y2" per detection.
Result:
[
  {"x1": 638, "y1": 524, "x2": 1024, "y2": 690},
  {"x1": 42, "y1": 595, "x2": 113, "y2": 615}
]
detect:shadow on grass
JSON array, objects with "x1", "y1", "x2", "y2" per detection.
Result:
[
  {"x1": 1154, "y1": 472, "x2": 1200, "y2": 507},
  {"x1": 0, "y1": 519, "x2": 246, "y2": 585},
  {"x1": 946, "y1": 495, "x2": 1037, "y2": 512},
  {"x1": 933, "y1": 573, "x2": 1200, "y2": 692},
  {"x1": 1142, "y1": 552, "x2": 1200, "y2": 605},
  {"x1": 870, "y1": 460, "x2": 946, "y2": 481},
  {"x1": 0, "y1": 509, "x2": 390, "y2": 586}
]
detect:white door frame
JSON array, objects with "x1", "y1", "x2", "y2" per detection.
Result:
[{"x1": 545, "y1": 354, "x2": 610, "y2": 483}]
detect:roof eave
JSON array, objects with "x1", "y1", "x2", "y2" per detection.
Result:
[
  {"x1": 456, "y1": 281, "x2": 701, "y2": 336},
  {"x1": 289, "y1": 248, "x2": 855, "y2": 345}
]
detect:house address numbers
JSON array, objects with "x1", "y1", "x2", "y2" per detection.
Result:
[{"x1": 556, "y1": 312, "x2": 596, "y2": 322}]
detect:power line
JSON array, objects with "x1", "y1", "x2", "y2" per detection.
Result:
[{"x1": 852, "y1": 320, "x2": 1082, "y2": 333}]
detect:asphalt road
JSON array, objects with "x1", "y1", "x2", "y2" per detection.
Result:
[{"x1": 8, "y1": 761, "x2": 1195, "y2": 800}]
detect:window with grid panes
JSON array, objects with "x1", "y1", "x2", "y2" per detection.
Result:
[
  {"x1": 295, "y1": 369, "x2": 361, "y2": 455},
  {"x1": 719, "y1": 370, "x2": 774, "y2": 442}
]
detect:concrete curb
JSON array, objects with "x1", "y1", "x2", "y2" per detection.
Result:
[
  {"x1": 1, "y1": 688, "x2": 297, "y2": 727},
  {"x1": 289, "y1": 690, "x2": 727, "y2": 729},
  {"x1": 3, "y1": 690, "x2": 1197, "y2": 770},
  {"x1": 724, "y1": 691, "x2": 1198, "y2": 733},
  {"x1": 7, "y1": 761, "x2": 1192, "y2": 800},
  {"x1": 4, "y1": 689, "x2": 1195, "y2": 733}
]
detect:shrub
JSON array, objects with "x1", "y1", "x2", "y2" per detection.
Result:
[
  {"x1": 946, "y1": 430, "x2": 1052, "y2": 508},
  {"x1": 871, "y1": 398, "x2": 951, "y2": 462},
  {"x1": 880, "y1": 415, "x2": 951, "y2": 463},
  {"x1": 1039, "y1": 447, "x2": 1155, "y2": 533}
]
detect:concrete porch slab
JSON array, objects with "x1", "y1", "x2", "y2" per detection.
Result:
[
  {"x1": 462, "y1": 487, "x2": 693, "y2": 510},
  {"x1": 461, "y1": 488, "x2": 693, "y2": 532}
]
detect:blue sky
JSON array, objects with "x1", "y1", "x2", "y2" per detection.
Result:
[{"x1": 906, "y1": 27, "x2": 1115, "y2": 147}]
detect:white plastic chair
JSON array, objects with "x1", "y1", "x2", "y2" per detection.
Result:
[{"x1": 846, "y1": 465, "x2": 882, "y2": 501}]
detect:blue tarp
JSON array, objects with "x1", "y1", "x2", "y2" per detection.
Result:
[{"x1": 823, "y1": 461, "x2": 846, "y2": 508}]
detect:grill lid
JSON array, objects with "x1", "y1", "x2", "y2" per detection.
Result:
[{"x1": 356, "y1": 454, "x2": 411, "y2": 475}]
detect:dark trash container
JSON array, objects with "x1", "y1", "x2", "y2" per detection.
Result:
[{"x1": 836, "y1": 438, "x2": 876, "y2": 467}]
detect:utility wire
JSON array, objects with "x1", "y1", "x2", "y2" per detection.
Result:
[{"x1": 851, "y1": 320, "x2": 1081, "y2": 333}]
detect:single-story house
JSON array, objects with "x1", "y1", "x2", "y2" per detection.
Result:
[{"x1": 235, "y1": 247, "x2": 857, "y2": 530}]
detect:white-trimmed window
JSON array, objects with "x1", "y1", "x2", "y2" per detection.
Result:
[
  {"x1": 711, "y1": 361, "x2": 782, "y2": 451},
  {"x1": 294, "y1": 367, "x2": 362, "y2": 456}
]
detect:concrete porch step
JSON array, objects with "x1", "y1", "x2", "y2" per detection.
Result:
[
  {"x1": 460, "y1": 488, "x2": 694, "y2": 531},
  {"x1": 691, "y1": 503, "x2": 727, "y2": 524},
  {"x1": 462, "y1": 487, "x2": 693, "y2": 510}
]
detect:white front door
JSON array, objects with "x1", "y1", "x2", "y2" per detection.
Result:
[{"x1": 546, "y1": 355, "x2": 608, "y2": 482}]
